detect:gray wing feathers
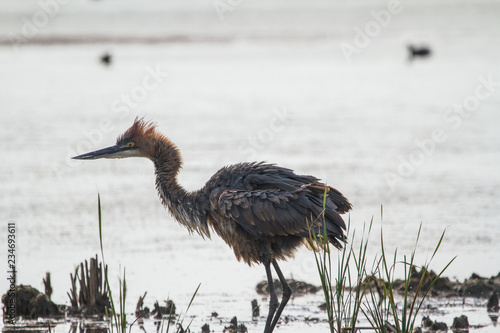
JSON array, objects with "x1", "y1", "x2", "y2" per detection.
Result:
[
  {"x1": 218, "y1": 186, "x2": 346, "y2": 245},
  {"x1": 207, "y1": 162, "x2": 350, "y2": 247}
]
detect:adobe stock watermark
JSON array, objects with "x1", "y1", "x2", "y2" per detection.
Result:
[
  {"x1": 212, "y1": 0, "x2": 244, "y2": 21},
  {"x1": 339, "y1": 0, "x2": 404, "y2": 63},
  {"x1": 384, "y1": 74, "x2": 499, "y2": 194},
  {"x1": 8, "y1": 0, "x2": 72, "y2": 52},
  {"x1": 5, "y1": 221, "x2": 17, "y2": 324},
  {"x1": 52, "y1": 65, "x2": 168, "y2": 179},
  {"x1": 238, "y1": 107, "x2": 294, "y2": 161}
]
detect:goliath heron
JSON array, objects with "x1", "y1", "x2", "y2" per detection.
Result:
[{"x1": 73, "y1": 118, "x2": 351, "y2": 333}]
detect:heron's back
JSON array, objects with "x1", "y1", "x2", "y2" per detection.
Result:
[{"x1": 201, "y1": 162, "x2": 351, "y2": 264}]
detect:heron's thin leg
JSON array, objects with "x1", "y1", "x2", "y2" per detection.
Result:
[
  {"x1": 264, "y1": 260, "x2": 278, "y2": 333},
  {"x1": 270, "y1": 259, "x2": 292, "y2": 331}
]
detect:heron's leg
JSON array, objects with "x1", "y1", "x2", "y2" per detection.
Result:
[
  {"x1": 270, "y1": 259, "x2": 292, "y2": 331},
  {"x1": 264, "y1": 260, "x2": 278, "y2": 333}
]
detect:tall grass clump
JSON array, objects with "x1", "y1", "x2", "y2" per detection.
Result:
[
  {"x1": 98, "y1": 193, "x2": 128, "y2": 333},
  {"x1": 310, "y1": 201, "x2": 455, "y2": 333},
  {"x1": 308, "y1": 189, "x2": 371, "y2": 333},
  {"x1": 363, "y1": 211, "x2": 456, "y2": 333}
]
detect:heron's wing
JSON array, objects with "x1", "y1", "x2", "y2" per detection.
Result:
[
  {"x1": 216, "y1": 186, "x2": 346, "y2": 243},
  {"x1": 241, "y1": 164, "x2": 351, "y2": 214}
]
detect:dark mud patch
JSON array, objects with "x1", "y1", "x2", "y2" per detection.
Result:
[
  {"x1": 1, "y1": 285, "x2": 61, "y2": 320},
  {"x1": 223, "y1": 316, "x2": 248, "y2": 333},
  {"x1": 451, "y1": 315, "x2": 470, "y2": 329},
  {"x1": 422, "y1": 315, "x2": 449, "y2": 331},
  {"x1": 151, "y1": 300, "x2": 176, "y2": 319},
  {"x1": 487, "y1": 292, "x2": 499, "y2": 312},
  {"x1": 388, "y1": 268, "x2": 500, "y2": 299},
  {"x1": 254, "y1": 271, "x2": 500, "y2": 300},
  {"x1": 256, "y1": 278, "x2": 320, "y2": 296},
  {"x1": 456, "y1": 273, "x2": 500, "y2": 298}
]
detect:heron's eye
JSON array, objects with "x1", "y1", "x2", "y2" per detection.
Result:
[{"x1": 122, "y1": 142, "x2": 135, "y2": 148}]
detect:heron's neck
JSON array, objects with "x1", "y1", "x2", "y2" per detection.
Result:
[{"x1": 152, "y1": 140, "x2": 210, "y2": 238}]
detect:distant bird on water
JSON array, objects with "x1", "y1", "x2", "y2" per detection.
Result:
[
  {"x1": 407, "y1": 45, "x2": 432, "y2": 60},
  {"x1": 100, "y1": 53, "x2": 112, "y2": 66},
  {"x1": 73, "y1": 118, "x2": 351, "y2": 333}
]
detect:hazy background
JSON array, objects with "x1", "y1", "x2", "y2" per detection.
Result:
[{"x1": 1, "y1": 0, "x2": 499, "y2": 331}]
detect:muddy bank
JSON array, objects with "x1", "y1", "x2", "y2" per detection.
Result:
[
  {"x1": 4, "y1": 272, "x2": 499, "y2": 321},
  {"x1": 255, "y1": 279, "x2": 320, "y2": 297},
  {"x1": 2, "y1": 268, "x2": 500, "y2": 333},
  {"x1": 254, "y1": 270, "x2": 500, "y2": 300},
  {"x1": 390, "y1": 269, "x2": 500, "y2": 298},
  {"x1": 1, "y1": 285, "x2": 61, "y2": 320}
]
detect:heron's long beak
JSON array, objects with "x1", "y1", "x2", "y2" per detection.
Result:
[{"x1": 72, "y1": 145, "x2": 129, "y2": 160}]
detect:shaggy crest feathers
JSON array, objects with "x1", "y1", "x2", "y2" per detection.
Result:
[
  {"x1": 116, "y1": 117, "x2": 179, "y2": 160},
  {"x1": 116, "y1": 117, "x2": 172, "y2": 146}
]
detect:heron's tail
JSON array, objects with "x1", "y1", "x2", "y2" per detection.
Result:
[
  {"x1": 301, "y1": 184, "x2": 351, "y2": 250},
  {"x1": 327, "y1": 186, "x2": 352, "y2": 214}
]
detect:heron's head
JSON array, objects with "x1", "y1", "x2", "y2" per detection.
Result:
[{"x1": 72, "y1": 117, "x2": 172, "y2": 161}]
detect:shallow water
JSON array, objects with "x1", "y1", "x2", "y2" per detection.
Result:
[{"x1": 1, "y1": 0, "x2": 500, "y2": 331}]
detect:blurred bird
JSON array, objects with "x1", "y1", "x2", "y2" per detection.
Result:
[
  {"x1": 73, "y1": 118, "x2": 351, "y2": 333},
  {"x1": 408, "y1": 45, "x2": 432, "y2": 60},
  {"x1": 100, "y1": 53, "x2": 112, "y2": 66}
]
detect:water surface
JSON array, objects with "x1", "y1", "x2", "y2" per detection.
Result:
[{"x1": 1, "y1": 0, "x2": 499, "y2": 331}]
